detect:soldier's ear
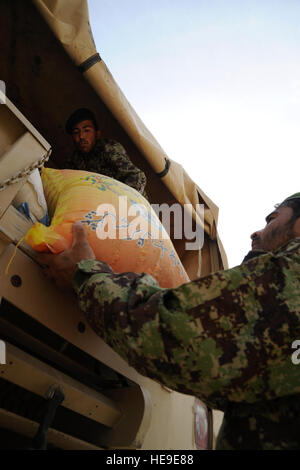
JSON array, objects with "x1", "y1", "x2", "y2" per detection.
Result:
[
  {"x1": 96, "y1": 129, "x2": 101, "y2": 139},
  {"x1": 293, "y1": 217, "x2": 300, "y2": 237}
]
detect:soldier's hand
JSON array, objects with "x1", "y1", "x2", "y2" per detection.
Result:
[{"x1": 37, "y1": 221, "x2": 95, "y2": 290}]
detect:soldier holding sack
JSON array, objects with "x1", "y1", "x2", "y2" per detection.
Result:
[
  {"x1": 65, "y1": 108, "x2": 147, "y2": 196},
  {"x1": 38, "y1": 194, "x2": 300, "y2": 450}
]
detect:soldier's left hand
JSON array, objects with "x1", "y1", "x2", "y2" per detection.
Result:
[{"x1": 37, "y1": 221, "x2": 95, "y2": 290}]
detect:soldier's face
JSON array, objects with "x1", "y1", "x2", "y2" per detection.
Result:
[
  {"x1": 250, "y1": 206, "x2": 296, "y2": 252},
  {"x1": 72, "y1": 119, "x2": 100, "y2": 153}
]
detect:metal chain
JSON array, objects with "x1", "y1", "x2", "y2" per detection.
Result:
[{"x1": 0, "y1": 147, "x2": 52, "y2": 192}]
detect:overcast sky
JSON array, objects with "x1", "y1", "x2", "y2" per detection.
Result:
[{"x1": 88, "y1": 0, "x2": 300, "y2": 267}]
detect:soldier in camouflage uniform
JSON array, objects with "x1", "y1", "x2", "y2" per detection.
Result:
[
  {"x1": 38, "y1": 194, "x2": 300, "y2": 450},
  {"x1": 65, "y1": 108, "x2": 147, "y2": 195}
]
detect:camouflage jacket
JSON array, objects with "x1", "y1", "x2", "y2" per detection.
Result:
[
  {"x1": 72, "y1": 238, "x2": 300, "y2": 450},
  {"x1": 65, "y1": 138, "x2": 147, "y2": 195}
]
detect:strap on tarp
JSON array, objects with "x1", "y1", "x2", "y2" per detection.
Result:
[
  {"x1": 78, "y1": 52, "x2": 101, "y2": 73},
  {"x1": 156, "y1": 158, "x2": 171, "y2": 178}
]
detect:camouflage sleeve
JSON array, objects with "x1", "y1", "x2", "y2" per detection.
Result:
[
  {"x1": 103, "y1": 141, "x2": 147, "y2": 193},
  {"x1": 64, "y1": 152, "x2": 76, "y2": 170},
  {"x1": 72, "y1": 241, "x2": 300, "y2": 410}
]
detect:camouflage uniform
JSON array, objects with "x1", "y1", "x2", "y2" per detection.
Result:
[
  {"x1": 72, "y1": 238, "x2": 300, "y2": 450},
  {"x1": 65, "y1": 138, "x2": 147, "y2": 195}
]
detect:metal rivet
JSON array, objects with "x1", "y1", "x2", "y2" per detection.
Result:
[
  {"x1": 78, "y1": 322, "x2": 86, "y2": 333},
  {"x1": 11, "y1": 275, "x2": 22, "y2": 287}
]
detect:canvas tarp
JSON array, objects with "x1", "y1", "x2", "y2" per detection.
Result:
[{"x1": 32, "y1": 0, "x2": 228, "y2": 272}]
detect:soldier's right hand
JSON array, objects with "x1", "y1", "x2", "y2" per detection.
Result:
[{"x1": 37, "y1": 221, "x2": 95, "y2": 290}]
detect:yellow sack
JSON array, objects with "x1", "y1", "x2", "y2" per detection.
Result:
[{"x1": 26, "y1": 168, "x2": 189, "y2": 288}]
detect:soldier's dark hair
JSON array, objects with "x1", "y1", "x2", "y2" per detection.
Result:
[
  {"x1": 65, "y1": 108, "x2": 98, "y2": 134},
  {"x1": 277, "y1": 198, "x2": 300, "y2": 224}
]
